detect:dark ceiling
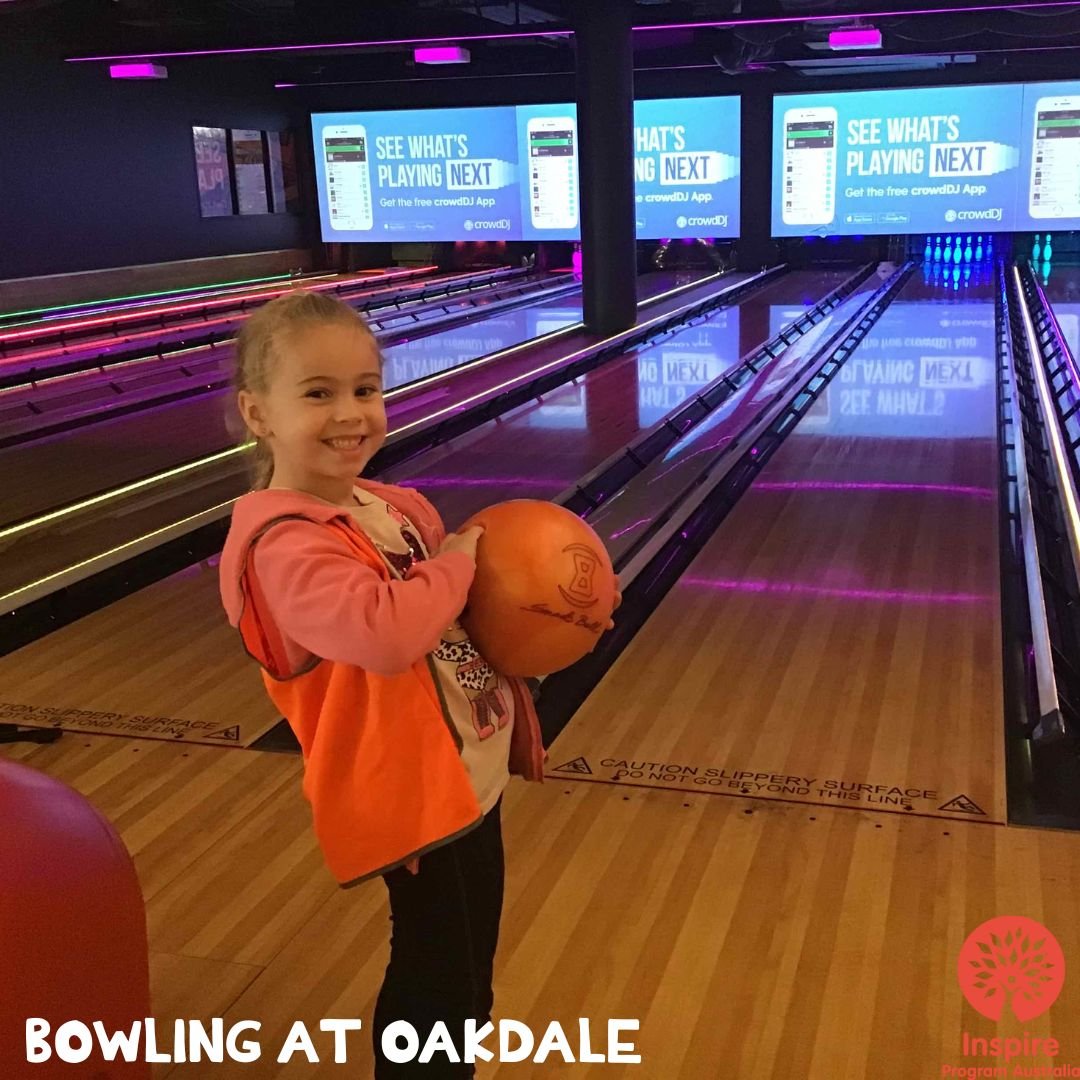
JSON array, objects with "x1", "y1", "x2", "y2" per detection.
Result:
[{"x1": 5, "y1": 0, "x2": 1080, "y2": 86}]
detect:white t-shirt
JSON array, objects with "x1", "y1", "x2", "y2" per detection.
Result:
[{"x1": 348, "y1": 490, "x2": 513, "y2": 814}]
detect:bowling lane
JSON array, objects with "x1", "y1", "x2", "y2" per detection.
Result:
[
  {"x1": 381, "y1": 269, "x2": 855, "y2": 526},
  {"x1": 0, "y1": 276, "x2": 653, "y2": 525},
  {"x1": 1, "y1": 272, "x2": 731, "y2": 602},
  {"x1": 381, "y1": 289, "x2": 582, "y2": 393},
  {"x1": 1041, "y1": 263, "x2": 1080, "y2": 361},
  {"x1": 547, "y1": 273, "x2": 1007, "y2": 825}
]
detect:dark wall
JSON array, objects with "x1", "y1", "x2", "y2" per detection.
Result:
[{"x1": 0, "y1": 42, "x2": 316, "y2": 280}]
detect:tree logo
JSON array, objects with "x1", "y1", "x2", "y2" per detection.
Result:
[{"x1": 957, "y1": 916, "x2": 1065, "y2": 1021}]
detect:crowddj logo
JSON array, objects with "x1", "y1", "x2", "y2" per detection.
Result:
[
  {"x1": 558, "y1": 544, "x2": 601, "y2": 609},
  {"x1": 957, "y1": 916, "x2": 1065, "y2": 1022}
]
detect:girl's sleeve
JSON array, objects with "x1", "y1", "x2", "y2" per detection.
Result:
[{"x1": 250, "y1": 519, "x2": 475, "y2": 676}]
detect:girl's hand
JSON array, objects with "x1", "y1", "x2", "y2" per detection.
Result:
[
  {"x1": 439, "y1": 526, "x2": 484, "y2": 562},
  {"x1": 606, "y1": 578, "x2": 622, "y2": 631}
]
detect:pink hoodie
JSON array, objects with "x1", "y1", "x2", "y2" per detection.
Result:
[{"x1": 218, "y1": 477, "x2": 545, "y2": 886}]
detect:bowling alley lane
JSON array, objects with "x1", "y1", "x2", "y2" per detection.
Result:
[
  {"x1": 0, "y1": 270, "x2": 699, "y2": 529},
  {"x1": 0, "y1": 269, "x2": 747, "y2": 744},
  {"x1": 547, "y1": 273, "x2": 1007, "y2": 825},
  {"x1": 1041, "y1": 263, "x2": 1080, "y2": 361},
  {"x1": 380, "y1": 269, "x2": 856, "y2": 525}
]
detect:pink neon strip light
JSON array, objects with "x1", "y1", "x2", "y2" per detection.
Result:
[
  {"x1": 67, "y1": 29, "x2": 571, "y2": 63},
  {"x1": 682, "y1": 576, "x2": 992, "y2": 605},
  {"x1": 109, "y1": 62, "x2": 163, "y2": 78},
  {"x1": 632, "y1": 1, "x2": 1078, "y2": 33},
  {"x1": 828, "y1": 28, "x2": 882, "y2": 48},
  {"x1": 414, "y1": 46, "x2": 469, "y2": 63},
  {"x1": 64, "y1": 2, "x2": 1077, "y2": 62},
  {"x1": 752, "y1": 481, "x2": 995, "y2": 499}
]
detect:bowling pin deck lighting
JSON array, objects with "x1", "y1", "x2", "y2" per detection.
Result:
[
  {"x1": 917, "y1": 232, "x2": 1059, "y2": 290},
  {"x1": 920, "y1": 233, "x2": 996, "y2": 291}
]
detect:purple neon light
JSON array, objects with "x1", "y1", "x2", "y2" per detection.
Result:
[
  {"x1": 414, "y1": 45, "x2": 470, "y2": 63},
  {"x1": 67, "y1": 1, "x2": 1077, "y2": 63},
  {"x1": 68, "y1": 29, "x2": 571, "y2": 63},
  {"x1": 752, "y1": 480, "x2": 995, "y2": 500},
  {"x1": 682, "y1": 575, "x2": 992, "y2": 605},
  {"x1": 109, "y1": 62, "x2": 164, "y2": 78},
  {"x1": 609, "y1": 517, "x2": 651, "y2": 541},
  {"x1": 828, "y1": 27, "x2": 882, "y2": 48},
  {"x1": 633, "y1": 1, "x2": 1078, "y2": 33},
  {"x1": 394, "y1": 475, "x2": 559, "y2": 489}
]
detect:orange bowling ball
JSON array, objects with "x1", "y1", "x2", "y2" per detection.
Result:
[{"x1": 459, "y1": 500, "x2": 616, "y2": 677}]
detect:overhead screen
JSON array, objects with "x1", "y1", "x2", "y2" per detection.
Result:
[
  {"x1": 312, "y1": 97, "x2": 741, "y2": 243},
  {"x1": 771, "y1": 80, "x2": 1080, "y2": 237}
]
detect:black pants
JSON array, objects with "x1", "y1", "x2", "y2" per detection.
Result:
[{"x1": 373, "y1": 801, "x2": 504, "y2": 1078}]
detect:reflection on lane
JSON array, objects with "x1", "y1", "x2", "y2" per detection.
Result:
[
  {"x1": 778, "y1": 301, "x2": 996, "y2": 440},
  {"x1": 637, "y1": 309, "x2": 739, "y2": 428},
  {"x1": 1055, "y1": 304, "x2": 1079, "y2": 360},
  {"x1": 385, "y1": 271, "x2": 864, "y2": 531},
  {"x1": 382, "y1": 302, "x2": 746, "y2": 523},
  {"x1": 585, "y1": 288, "x2": 874, "y2": 548},
  {"x1": 381, "y1": 300, "x2": 582, "y2": 392}
]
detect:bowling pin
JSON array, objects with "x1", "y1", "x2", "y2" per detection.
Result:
[
  {"x1": 1044, "y1": 233, "x2": 1053, "y2": 261},
  {"x1": 1033, "y1": 234, "x2": 1042, "y2": 261},
  {"x1": 975, "y1": 234, "x2": 983, "y2": 262},
  {"x1": 987, "y1": 235, "x2": 994, "y2": 259},
  {"x1": 924, "y1": 235, "x2": 932, "y2": 262},
  {"x1": 934, "y1": 235, "x2": 942, "y2": 261},
  {"x1": 945, "y1": 235, "x2": 954, "y2": 263},
  {"x1": 964, "y1": 235, "x2": 973, "y2": 262}
]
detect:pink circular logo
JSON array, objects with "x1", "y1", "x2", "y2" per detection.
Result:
[{"x1": 958, "y1": 916, "x2": 1065, "y2": 1021}]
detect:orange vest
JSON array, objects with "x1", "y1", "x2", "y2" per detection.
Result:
[{"x1": 236, "y1": 514, "x2": 543, "y2": 887}]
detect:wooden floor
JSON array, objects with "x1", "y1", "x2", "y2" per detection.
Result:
[
  {"x1": 550, "y1": 290, "x2": 1006, "y2": 827},
  {"x1": 0, "y1": 558, "x2": 280, "y2": 746},
  {"x1": 3, "y1": 733, "x2": 1080, "y2": 1078}
]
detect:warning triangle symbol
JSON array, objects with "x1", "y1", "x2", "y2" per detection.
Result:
[
  {"x1": 207, "y1": 724, "x2": 241, "y2": 743},
  {"x1": 552, "y1": 756, "x2": 592, "y2": 775},
  {"x1": 938, "y1": 794, "x2": 986, "y2": 815}
]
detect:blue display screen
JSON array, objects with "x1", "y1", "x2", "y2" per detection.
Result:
[
  {"x1": 313, "y1": 97, "x2": 741, "y2": 242},
  {"x1": 771, "y1": 80, "x2": 1080, "y2": 236}
]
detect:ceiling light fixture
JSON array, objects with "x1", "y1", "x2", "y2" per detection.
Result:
[
  {"x1": 828, "y1": 27, "x2": 883, "y2": 50},
  {"x1": 65, "y1": 1, "x2": 1079, "y2": 64},
  {"x1": 109, "y1": 62, "x2": 167, "y2": 79},
  {"x1": 414, "y1": 45, "x2": 471, "y2": 64}
]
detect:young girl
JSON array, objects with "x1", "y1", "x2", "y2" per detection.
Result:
[{"x1": 218, "y1": 289, "x2": 548, "y2": 1077}]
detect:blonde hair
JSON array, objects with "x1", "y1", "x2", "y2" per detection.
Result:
[{"x1": 232, "y1": 289, "x2": 379, "y2": 489}]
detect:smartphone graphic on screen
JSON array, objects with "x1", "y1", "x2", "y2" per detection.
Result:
[
  {"x1": 527, "y1": 116, "x2": 578, "y2": 230},
  {"x1": 782, "y1": 106, "x2": 837, "y2": 228},
  {"x1": 1030, "y1": 95, "x2": 1080, "y2": 220},
  {"x1": 322, "y1": 124, "x2": 373, "y2": 231}
]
